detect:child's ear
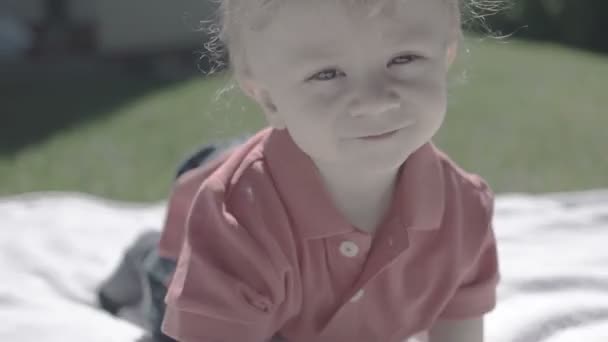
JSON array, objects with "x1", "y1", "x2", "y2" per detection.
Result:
[
  {"x1": 239, "y1": 79, "x2": 286, "y2": 129},
  {"x1": 446, "y1": 40, "x2": 459, "y2": 68}
]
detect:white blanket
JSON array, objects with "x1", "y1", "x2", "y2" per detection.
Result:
[{"x1": 1, "y1": 191, "x2": 607, "y2": 342}]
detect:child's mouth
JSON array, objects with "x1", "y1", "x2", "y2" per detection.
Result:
[{"x1": 359, "y1": 129, "x2": 399, "y2": 140}]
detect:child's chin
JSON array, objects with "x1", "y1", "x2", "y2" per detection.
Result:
[{"x1": 349, "y1": 149, "x2": 411, "y2": 171}]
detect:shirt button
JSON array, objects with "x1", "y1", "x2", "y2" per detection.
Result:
[
  {"x1": 339, "y1": 241, "x2": 359, "y2": 258},
  {"x1": 350, "y1": 289, "x2": 365, "y2": 303}
]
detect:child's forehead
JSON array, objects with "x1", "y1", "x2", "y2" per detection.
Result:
[
  {"x1": 266, "y1": 0, "x2": 447, "y2": 19},
  {"x1": 256, "y1": 0, "x2": 450, "y2": 34},
  {"x1": 252, "y1": 0, "x2": 450, "y2": 45},
  {"x1": 240, "y1": 0, "x2": 452, "y2": 74},
  {"x1": 239, "y1": 0, "x2": 449, "y2": 31}
]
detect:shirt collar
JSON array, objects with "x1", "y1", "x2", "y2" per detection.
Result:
[{"x1": 263, "y1": 128, "x2": 445, "y2": 240}]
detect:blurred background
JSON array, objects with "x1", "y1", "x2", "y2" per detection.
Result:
[{"x1": 1, "y1": 0, "x2": 607, "y2": 202}]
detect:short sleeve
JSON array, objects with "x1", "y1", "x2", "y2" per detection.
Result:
[
  {"x1": 158, "y1": 153, "x2": 227, "y2": 260},
  {"x1": 439, "y1": 179, "x2": 500, "y2": 320},
  {"x1": 161, "y1": 184, "x2": 291, "y2": 342}
]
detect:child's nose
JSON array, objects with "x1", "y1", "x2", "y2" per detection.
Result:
[{"x1": 349, "y1": 89, "x2": 401, "y2": 118}]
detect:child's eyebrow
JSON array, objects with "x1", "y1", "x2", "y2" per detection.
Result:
[
  {"x1": 286, "y1": 40, "x2": 344, "y2": 66},
  {"x1": 380, "y1": 24, "x2": 440, "y2": 45}
]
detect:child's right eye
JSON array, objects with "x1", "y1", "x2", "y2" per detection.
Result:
[{"x1": 307, "y1": 69, "x2": 345, "y2": 82}]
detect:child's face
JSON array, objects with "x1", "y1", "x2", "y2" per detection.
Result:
[{"x1": 243, "y1": 0, "x2": 456, "y2": 170}]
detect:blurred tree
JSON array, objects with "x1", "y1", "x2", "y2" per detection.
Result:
[{"x1": 481, "y1": 0, "x2": 608, "y2": 53}]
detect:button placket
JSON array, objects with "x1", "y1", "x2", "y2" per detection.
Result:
[{"x1": 324, "y1": 234, "x2": 371, "y2": 306}]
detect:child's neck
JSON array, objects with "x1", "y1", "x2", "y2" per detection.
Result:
[{"x1": 315, "y1": 162, "x2": 402, "y2": 234}]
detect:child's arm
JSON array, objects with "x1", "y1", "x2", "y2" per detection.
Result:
[
  {"x1": 159, "y1": 164, "x2": 295, "y2": 342},
  {"x1": 429, "y1": 178, "x2": 497, "y2": 342},
  {"x1": 428, "y1": 317, "x2": 484, "y2": 342}
]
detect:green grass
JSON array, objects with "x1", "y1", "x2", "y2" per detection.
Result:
[{"x1": 1, "y1": 38, "x2": 607, "y2": 201}]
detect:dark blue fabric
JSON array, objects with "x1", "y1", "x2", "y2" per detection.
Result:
[
  {"x1": 174, "y1": 145, "x2": 218, "y2": 180},
  {"x1": 144, "y1": 254, "x2": 178, "y2": 342}
]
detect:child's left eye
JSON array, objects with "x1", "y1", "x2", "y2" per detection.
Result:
[
  {"x1": 388, "y1": 54, "x2": 422, "y2": 67},
  {"x1": 308, "y1": 68, "x2": 345, "y2": 82}
]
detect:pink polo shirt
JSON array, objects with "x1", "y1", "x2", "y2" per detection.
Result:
[{"x1": 158, "y1": 127, "x2": 499, "y2": 342}]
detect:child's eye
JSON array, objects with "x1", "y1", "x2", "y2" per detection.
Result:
[
  {"x1": 308, "y1": 69, "x2": 345, "y2": 82},
  {"x1": 388, "y1": 54, "x2": 422, "y2": 67}
]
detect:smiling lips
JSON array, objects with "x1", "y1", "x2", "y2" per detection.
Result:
[
  {"x1": 356, "y1": 120, "x2": 416, "y2": 140},
  {"x1": 359, "y1": 129, "x2": 399, "y2": 140}
]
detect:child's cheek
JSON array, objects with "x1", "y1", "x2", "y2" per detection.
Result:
[
  {"x1": 302, "y1": 82, "x2": 346, "y2": 104},
  {"x1": 292, "y1": 86, "x2": 346, "y2": 115},
  {"x1": 401, "y1": 71, "x2": 447, "y2": 103}
]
